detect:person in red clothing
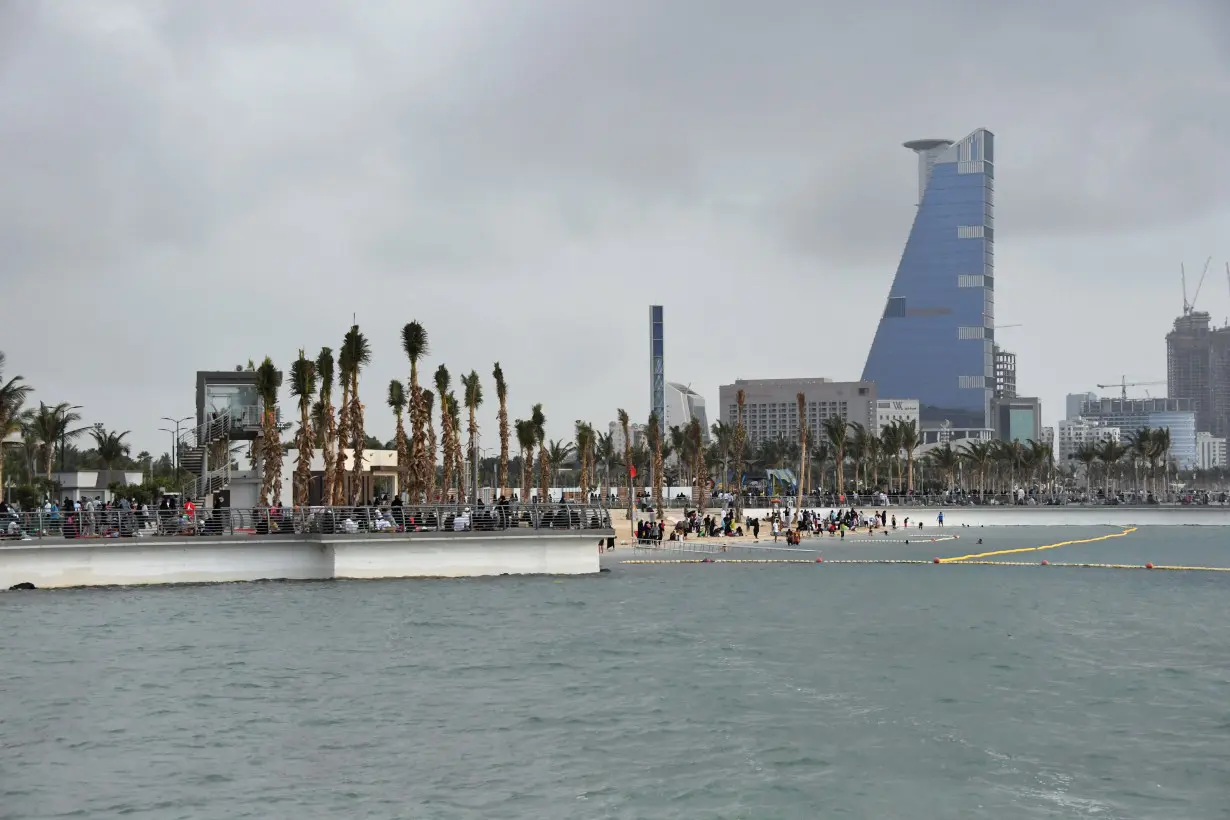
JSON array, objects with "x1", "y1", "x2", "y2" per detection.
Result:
[{"x1": 184, "y1": 498, "x2": 196, "y2": 523}]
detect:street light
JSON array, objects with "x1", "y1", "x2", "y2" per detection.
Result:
[
  {"x1": 160, "y1": 415, "x2": 193, "y2": 480},
  {"x1": 58, "y1": 405, "x2": 83, "y2": 472}
]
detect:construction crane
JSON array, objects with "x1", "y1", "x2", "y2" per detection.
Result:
[
  {"x1": 1096, "y1": 377, "x2": 1166, "y2": 401},
  {"x1": 1181, "y1": 257, "x2": 1213, "y2": 315}
]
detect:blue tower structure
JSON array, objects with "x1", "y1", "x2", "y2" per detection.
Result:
[
  {"x1": 650, "y1": 305, "x2": 665, "y2": 427},
  {"x1": 861, "y1": 129, "x2": 996, "y2": 430}
]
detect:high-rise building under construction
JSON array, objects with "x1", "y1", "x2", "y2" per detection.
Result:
[{"x1": 1166, "y1": 310, "x2": 1213, "y2": 433}]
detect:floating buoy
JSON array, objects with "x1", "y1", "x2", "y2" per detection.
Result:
[
  {"x1": 815, "y1": 556, "x2": 823, "y2": 563},
  {"x1": 1040, "y1": 559, "x2": 1048, "y2": 566},
  {"x1": 1145, "y1": 562, "x2": 1154, "y2": 569},
  {"x1": 933, "y1": 557, "x2": 941, "y2": 564}
]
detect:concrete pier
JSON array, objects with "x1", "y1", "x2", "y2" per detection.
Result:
[{"x1": 0, "y1": 530, "x2": 605, "y2": 589}]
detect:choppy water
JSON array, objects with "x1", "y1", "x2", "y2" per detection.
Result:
[{"x1": 2, "y1": 525, "x2": 1228, "y2": 819}]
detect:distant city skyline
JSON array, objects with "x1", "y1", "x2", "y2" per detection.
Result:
[{"x1": 2, "y1": 1, "x2": 1227, "y2": 456}]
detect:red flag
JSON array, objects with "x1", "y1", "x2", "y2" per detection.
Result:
[{"x1": 629, "y1": 465, "x2": 637, "y2": 478}]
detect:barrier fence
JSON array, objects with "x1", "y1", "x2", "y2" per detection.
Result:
[
  {"x1": 1, "y1": 503, "x2": 614, "y2": 541},
  {"x1": 636, "y1": 493, "x2": 1229, "y2": 510}
]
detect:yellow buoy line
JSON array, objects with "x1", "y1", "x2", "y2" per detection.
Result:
[
  {"x1": 620, "y1": 528, "x2": 1229, "y2": 573},
  {"x1": 620, "y1": 557, "x2": 1230, "y2": 572}
]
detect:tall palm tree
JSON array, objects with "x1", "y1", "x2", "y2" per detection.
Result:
[
  {"x1": 422, "y1": 389, "x2": 437, "y2": 501},
  {"x1": 1073, "y1": 442, "x2": 1099, "y2": 498},
  {"x1": 618, "y1": 408, "x2": 634, "y2": 519},
  {"x1": 401, "y1": 321, "x2": 429, "y2": 500},
  {"x1": 897, "y1": 419, "x2": 921, "y2": 494},
  {"x1": 880, "y1": 421, "x2": 903, "y2": 492},
  {"x1": 531, "y1": 403, "x2": 549, "y2": 502},
  {"x1": 931, "y1": 443, "x2": 959, "y2": 490},
  {"x1": 434, "y1": 366, "x2": 455, "y2": 501},
  {"x1": 447, "y1": 391, "x2": 465, "y2": 501},
  {"x1": 574, "y1": 421, "x2": 593, "y2": 500},
  {"x1": 315, "y1": 347, "x2": 337, "y2": 505},
  {"x1": 461, "y1": 370, "x2": 483, "y2": 503},
  {"x1": 688, "y1": 417, "x2": 708, "y2": 512},
  {"x1": 0, "y1": 352, "x2": 33, "y2": 493},
  {"x1": 388, "y1": 379, "x2": 409, "y2": 501},
  {"x1": 89, "y1": 426, "x2": 131, "y2": 472},
  {"x1": 341, "y1": 325, "x2": 371, "y2": 503},
  {"x1": 732, "y1": 389, "x2": 747, "y2": 521},
  {"x1": 547, "y1": 439, "x2": 573, "y2": 486},
  {"x1": 1154, "y1": 426, "x2": 1172, "y2": 497},
  {"x1": 515, "y1": 418, "x2": 536, "y2": 502},
  {"x1": 794, "y1": 393, "x2": 807, "y2": 511},
  {"x1": 1126, "y1": 427, "x2": 1152, "y2": 494},
  {"x1": 332, "y1": 343, "x2": 354, "y2": 505},
  {"x1": 289, "y1": 351, "x2": 317, "y2": 507},
  {"x1": 710, "y1": 421, "x2": 733, "y2": 493},
  {"x1": 493, "y1": 362, "x2": 510, "y2": 497},
  {"x1": 255, "y1": 357, "x2": 284, "y2": 506},
  {"x1": 847, "y1": 422, "x2": 869, "y2": 489},
  {"x1": 29, "y1": 402, "x2": 86, "y2": 479},
  {"x1": 960, "y1": 439, "x2": 993, "y2": 499},
  {"x1": 647, "y1": 411, "x2": 664, "y2": 508},
  {"x1": 596, "y1": 431, "x2": 616, "y2": 501},
  {"x1": 822, "y1": 416, "x2": 849, "y2": 495}
]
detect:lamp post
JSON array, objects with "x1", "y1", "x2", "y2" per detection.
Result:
[
  {"x1": 160, "y1": 415, "x2": 192, "y2": 481},
  {"x1": 58, "y1": 404, "x2": 83, "y2": 473}
]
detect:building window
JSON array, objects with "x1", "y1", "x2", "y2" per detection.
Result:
[
  {"x1": 958, "y1": 326, "x2": 985, "y2": 340},
  {"x1": 957, "y1": 274, "x2": 984, "y2": 288},
  {"x1": 883, "y1": 296, "x2": 906, "y2": 318},
  {"x1": 957, "y1": 160, "x2": 984, "y2": 175},
  {"x1": 957, "y1": 225, "x2": 984, "y2": 239}
]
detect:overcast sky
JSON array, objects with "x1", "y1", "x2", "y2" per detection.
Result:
[{"x1": 3, "y1": 0, "x2": 1229, "y2": 456}]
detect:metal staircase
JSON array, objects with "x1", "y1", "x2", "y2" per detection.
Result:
[{"x1": 178, "y1": 406, "x2": 262, "y2": 501}]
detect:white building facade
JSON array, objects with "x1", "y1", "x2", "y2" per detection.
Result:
[
  {"x1": 875, "y1": 398, "x2": 920, "y2": 431},
  {"x1": 608, "y1": 421, "x2": 647, "y2": 454},
  {"x1": 718, "y1": 378, "x2": 877, "y2": 447},
  {"x1": 1195, "y1": 432, "x2": 1227, "y2": 470},
  {"x1": 1055, "y1": 419, "x2": 1121, "y2": 463}
]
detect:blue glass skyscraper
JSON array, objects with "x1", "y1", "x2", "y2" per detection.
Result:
[{"x1": 862, "y1": 129, "x2": 996, "y2": 429}]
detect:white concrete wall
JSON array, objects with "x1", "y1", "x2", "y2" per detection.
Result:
[
  {"x1": 742, "y1": 506, "x2": 1230, "y2": 527},
  {"x1": 0, "y1": 534, "x2": 602, "y2": 589}
]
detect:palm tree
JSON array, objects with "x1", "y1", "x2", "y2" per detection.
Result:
[
  {"x1": 547, "y1": 438, "x2": 573, "y2": 486},
  {"x1": 1095, "y1": 439, "x2": 1123, "y2": 496},
  {"x1": 90, "y1": 426, "x2": 131, "y2": 472},
  {"x1": 732, "y1": 389, "x2": 747, "y2": 521},
  {"x1": 794, "y1": 393, "x2": 807, "y2": 510},
  {"x1": 960, "y1": 440, "x2": 993, "y2": 499},
  {"x1": 341, "y1": 325, "x2": 371, "y2": 503},
  {"x1": 596, "y1": 430, "x2": 616, "y2": 502},
  {"x1": 822, "y1": 416, "x2": 849, "y2": 495},
  {"x1": 1154, "y1": 426, "x2": 1172, "y2": 498},
  {"x1": 332, "y1": 343, "x2": 354, "y2": 504},
  {"x1": 931, "y1": 442, "x2": 960, "y2": 490},
  {"x1": 848, "y1": 422, "x2": 869, "y2": 489},
  {"x1": 0, "y1": 352, "x2": 33, "y2": 493},
  {"x1": 515, "y1": 418, "x2": 536, "y2": 502},
  {"x1": 1126, "y1": 427, "x2": 1152, "y2": 494},
  {"x1": 574, "y1": 422, "x2": 593, "y2": 500},
  {"x1": 879, "y1": 421, "x2": 903, "y2": 492},
  {"x1": 493, "y1": 362, "x2": 510, "y2": 497},
  {"x1": 315, "y1": 347, "x2": 337, "y2": 505},
  {"x1": 422, "y1": 389, "x2": 437, "y2": 501},
  {"x1": 447, "y1": 391, "x2": 464, "y2": 501},
  {"x1": 531, "y1": 403, "x2": 549, "y2": 502},
  {"x1": 647, "y1": 411, "x2": 664, "y2": 508},
  {"x1": 709, "y1": 421, "x2": 733, "y2": 493},
  {"x1": 618, "y1": 408, "x2": 634, "y2": 518},
  {"x1": 289, "y1": 351, "x2": 317, "y2": 506},
  {"x1": 434, "y1": 365, "x2": 455, "y2": 501},
  {"x1": 29, "y1": 402, "x2": 86, "y2": 479},
  {"x1": 866, "y1": 432, "x2": 883, "y2": 490},
  {"x1": 388, "y1": 379, "x2": 409, "y2": 501},
  {"x1": 255, "y1": 357, "x2": 284, "y2": 506},
  {"x1": 401, "y1": 322, "x2": 430, "y2": 501},
  {"x1": 688, "y1": 418, "x2": 708, "y2": 512},
  {"x1": 897, "y1": 419, "x2": 921, "y2": 494},
  {"x1": 1073, "y1": 442, "x2": 1099, "y2": 498},
  {"x1": 460, "y1": 370, "x2": 483, "y2": 503}
]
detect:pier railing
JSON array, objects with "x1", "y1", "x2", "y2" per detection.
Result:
[{"x1": 1, "y1": 503, "x2": 614, "y2": 541}]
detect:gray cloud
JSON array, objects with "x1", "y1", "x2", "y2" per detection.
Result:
[{"x1": 2, "y1": 0, "x2": 1228, "y2": 454}]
